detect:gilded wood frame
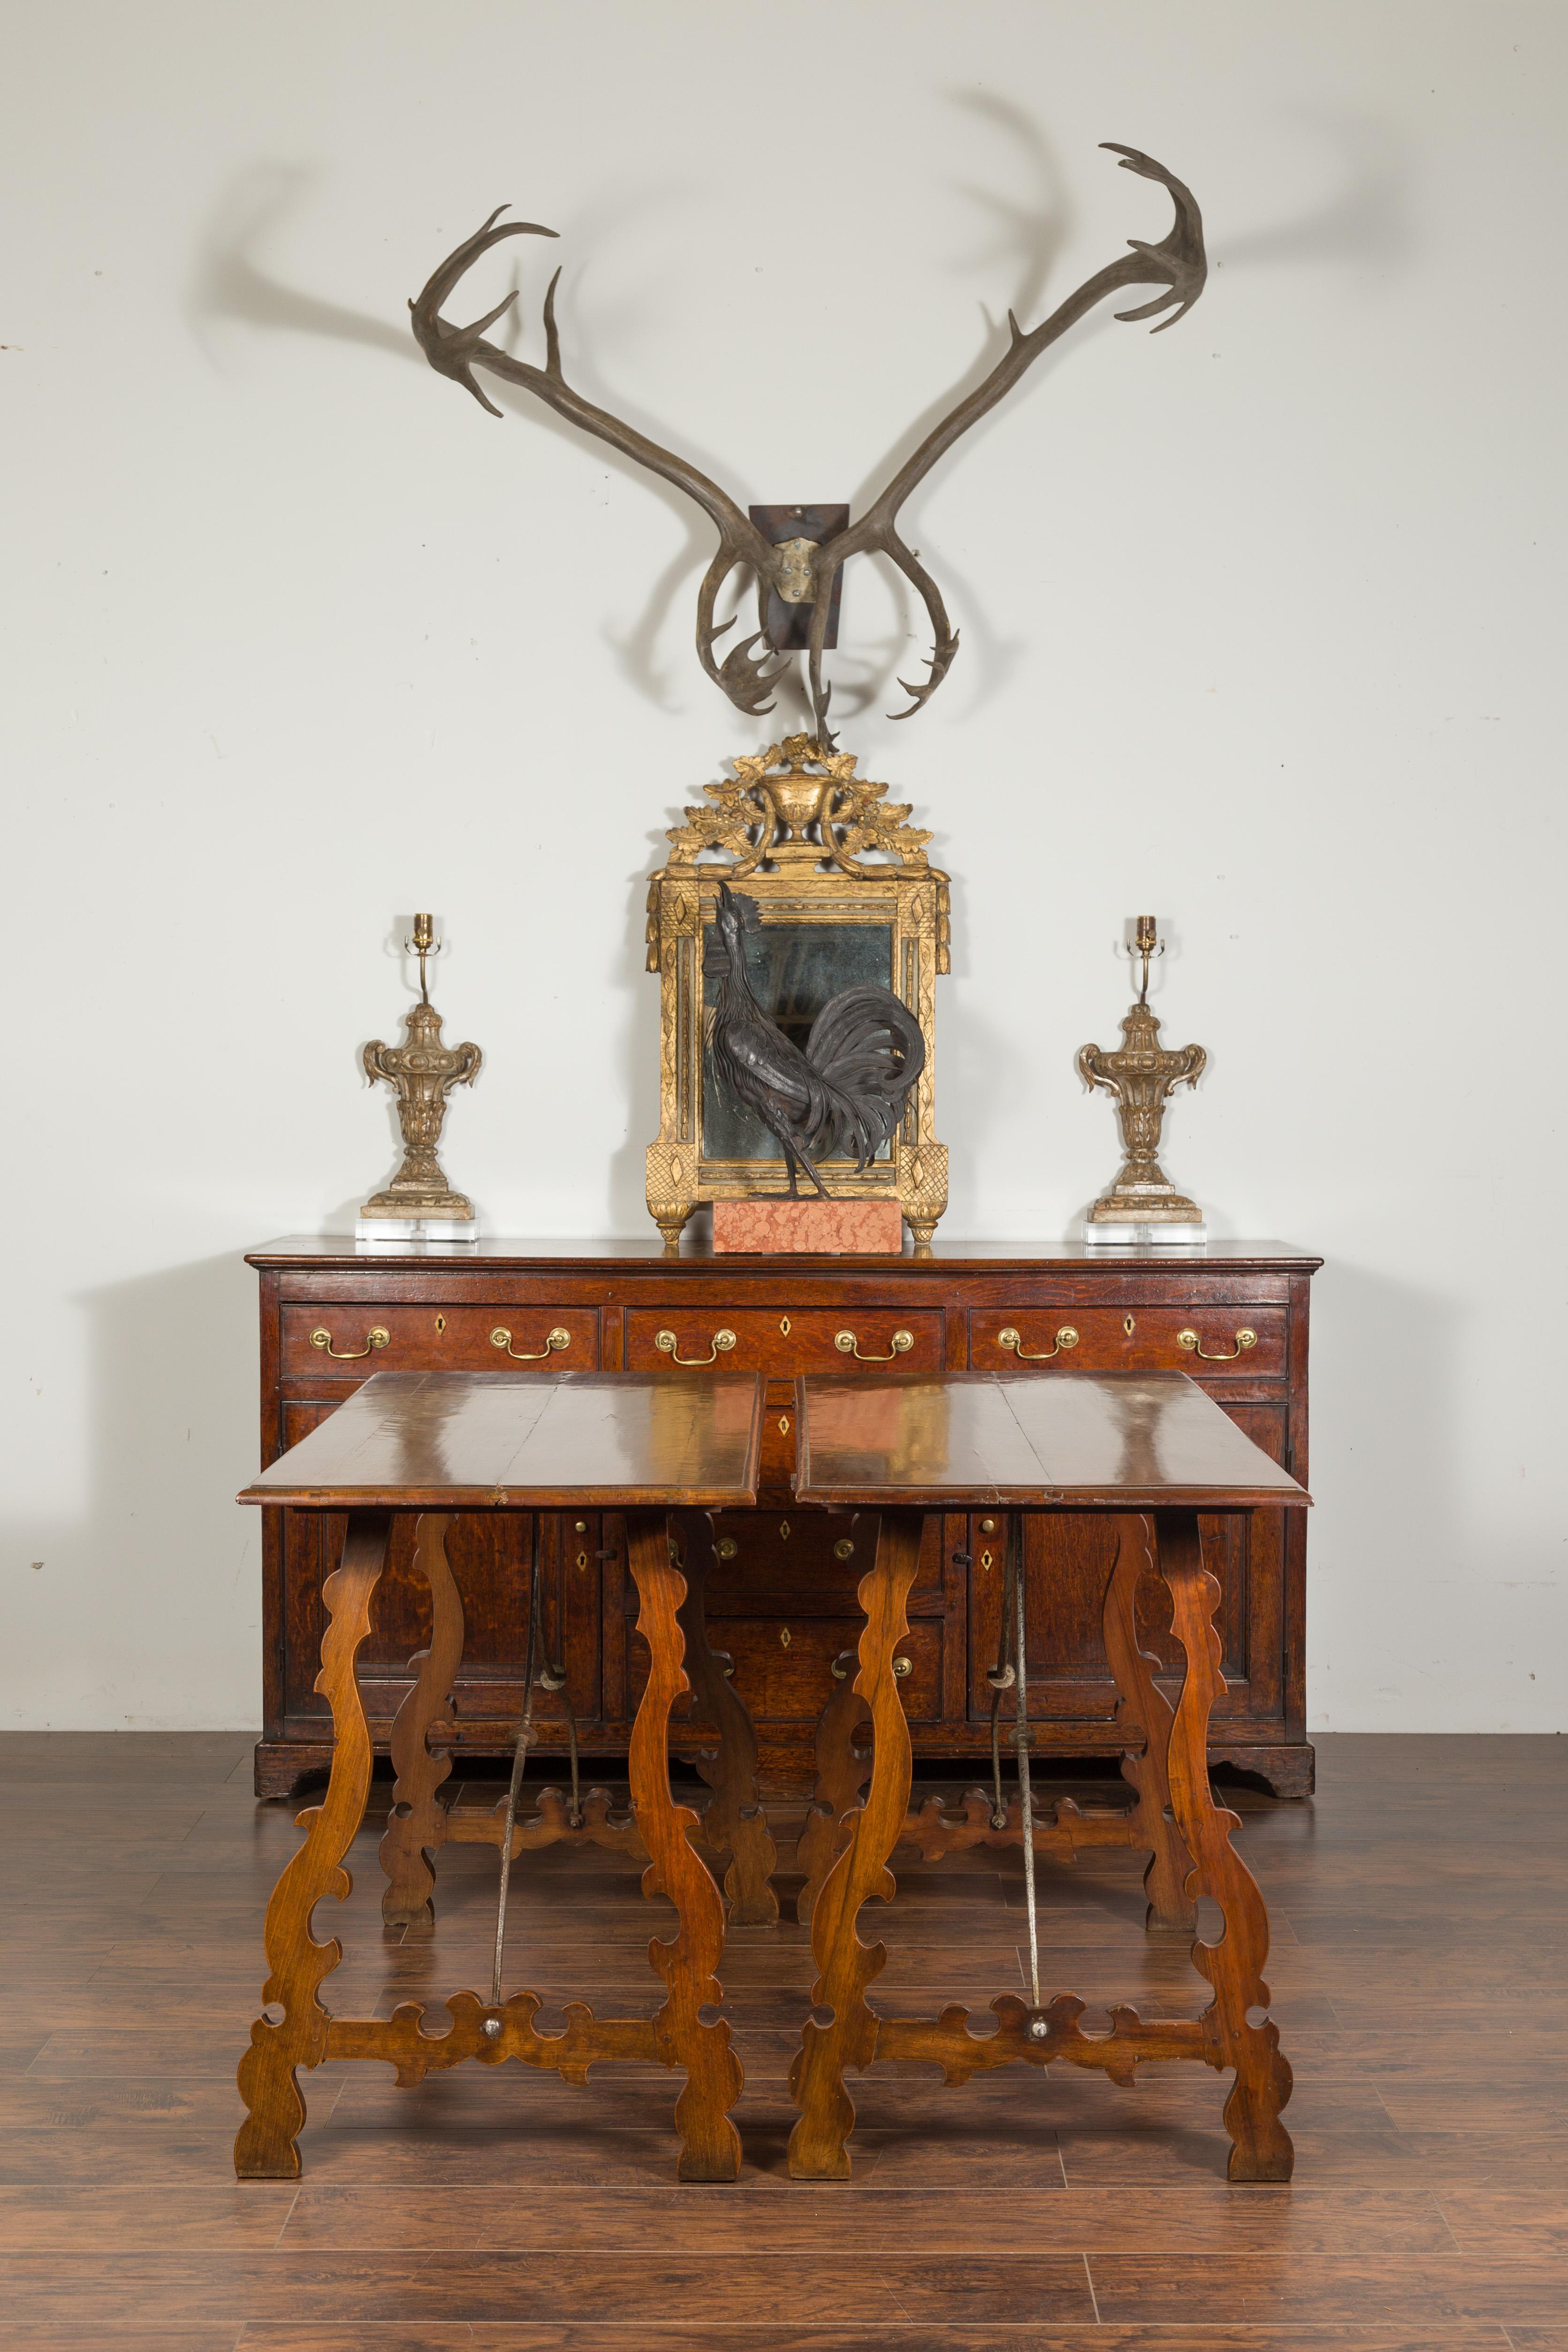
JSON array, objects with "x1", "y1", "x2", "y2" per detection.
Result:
[{"x1": 644, "y1": 737, "x2": 949, "y2": 1249}]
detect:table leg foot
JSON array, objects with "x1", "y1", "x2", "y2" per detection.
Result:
[
  {"x1": 379, "y1": 1513, "x2": 465, "y2": 1928},
  {"x1": 627, "y1": 1510, "x2": 743, "y2": 2183},
  {"x1": 1157, "y1": 1509, "x2": 1294, "y2": 2183},
  {"x1": 674, "y1": 1509, "x2": 779, "y2": 1928},
  {"x1": 236, "y1": 1511, "x2": 390, "y2": 2179},
  {"x1": 788, "y1": 1509, "x2": 923, "y2": 2182},
  {"x1": 1103, "y1": 1513, "x2": 1196, "y2": 1935}
]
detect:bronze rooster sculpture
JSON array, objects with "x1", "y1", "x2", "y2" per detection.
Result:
[{"x1": 708, "y1": 880, "x2": 925, "y2": 1199}]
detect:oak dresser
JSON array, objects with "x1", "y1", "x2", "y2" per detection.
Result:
[{"x1": 248, "y1": 1235, "x2": 1320, "y2": 1800}]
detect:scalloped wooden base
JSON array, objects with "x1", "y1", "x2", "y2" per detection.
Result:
[
  {"x1": 787, "y1": 1508, "x2": 1294, "y2": 2185},
  {"x1": 236, "y1": 1506, "x2": 746, "y2": 2184}
]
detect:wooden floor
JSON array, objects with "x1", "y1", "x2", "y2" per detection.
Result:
[{"x1": 1, "y1": 1733, "x2": 1565, "y2": 2351}]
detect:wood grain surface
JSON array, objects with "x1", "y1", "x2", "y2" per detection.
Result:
[
  {"x1": 240, "y1": 1370, "x2": 764, "y2": 1509},
  {"x1": 794, "y1": 1369, "x2": 1311, "y2": 1509},
  {"x1": 4, "y1": 1728, "x2": 1564, "y2": 2346}
]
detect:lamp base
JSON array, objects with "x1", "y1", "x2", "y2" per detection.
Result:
[
  {"x1": 1083, "y1": 1219, "x2": 1207, "y2": 1248},
  {"x1": 355, "y1": 1217, "x2": 479, "y2": 1244}
]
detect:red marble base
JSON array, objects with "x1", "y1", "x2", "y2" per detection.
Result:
[{"x1": 711, "y1": 1198, "x2": 905, "y2": 1254}]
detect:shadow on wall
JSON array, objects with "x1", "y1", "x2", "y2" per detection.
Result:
[
  {"x1": 1299, "y1": 1256, "x2": 1468, "y2": 1730},
  {"x1": 7, "y1": 1253, "x2": 260, "y2": 1728},
  {"x1": 184, "y1": 100, "x2": 1410, "y2": 756}
]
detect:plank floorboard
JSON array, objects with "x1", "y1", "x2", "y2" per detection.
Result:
[{"x1": 0, "y1": 1731, "x2": 1561, "y2": 2343}]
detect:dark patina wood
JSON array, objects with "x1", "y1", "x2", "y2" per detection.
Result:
[
  {"x1": 249, "y1": 1235, "x2": 1320, "y2": 1799},
  {"x1": 785, "y1": 1370, "x2": 1307, "y2": 2184},
  {"x1": 235, "y1": 1373, "x2": 761, "y2": 2182}
]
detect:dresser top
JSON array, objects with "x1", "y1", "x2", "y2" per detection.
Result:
[{"x1": 248, "y1": 1235, "x2": 1321, "y2": 1272}]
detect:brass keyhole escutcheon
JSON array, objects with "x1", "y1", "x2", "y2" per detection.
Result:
[
  {"x1": 1123, "y1": 1315, "x2": 1135, "y2": 1337},
  {"x1": 833, "y1": 1537, "x2": 855, "y2": 1561},
  {"x1": 980, "y1": 1549, "x2": 993, "y2": 1571},
  {"x1": 715, "y1": 1536, "x2": 739, "y2": 1561},
  {"x1": 435, "y1": 1314, "x2": 447, "y2": 1334},
  {"x1": 779, "y1": 1519, "x2": 791, "y2": 1540},
  {"x1": 575, "y1": 1551, "x2": 588, "y2": 1572},
  {"x1": 779, "y1": 1315, "x2": 791, "y2": 1335},
  {"x1": 780, "y1": 1626, "x2": 792, "y2": 1649},
  {"x1": 778, "y1": 1416, "x2": 791, "y2": 1436}
]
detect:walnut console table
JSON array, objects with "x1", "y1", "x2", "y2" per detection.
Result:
[
  {"x1": 234, "y1": 1367, "x2": 765, "y2": 2183},
  {"x1": 787, "y1": 1368, "x2": 1311, "y2": 2184},
  {"x1": 249, "y1": 1236, "x2": 1320, "y2": 1801}
]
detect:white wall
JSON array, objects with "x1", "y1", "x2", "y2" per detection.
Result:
[{"x1": 5, "y1": 1, "x2": 1563, "y2": 1734}]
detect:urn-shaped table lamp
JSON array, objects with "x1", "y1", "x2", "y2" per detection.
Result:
[
  {"x1": 356, "y1": 914, "x2": 482, "y2": 1242},
  {"x1": 1078, "y1": 916, "x2": 1207, "y2": 1246}
]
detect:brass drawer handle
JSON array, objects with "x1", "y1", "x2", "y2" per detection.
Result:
[
  {"x1": 834, "y1": 1328, "x2": 913, "y2": 1362},
  {"x1": 831, "y1": 1647, "x2": 911, "y2": 1680},
  {"x1": 997, "y1": 1324, "x2": 1078, "y2": 1361},
  {"x1": 655, "y1": 1327, "x2": 736, "y2": 1365},
  {"x1": 1177, "y1": 1326, "x2": 1257, "y2": 1362},
  {"x1": 490, "y1": 1325, "x2": 571, "y2": 1361},
  {"x1": 310, "y1": 1325, "x2": 390, "y2": 1361}
]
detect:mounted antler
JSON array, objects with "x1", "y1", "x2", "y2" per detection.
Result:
[{"x1": 410, "y1": 145, "x2": 1206, "y2": 739}]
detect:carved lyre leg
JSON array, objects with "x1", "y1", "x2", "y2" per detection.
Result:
[
  {"x1": 236, "y1": 1509, "x2": 392, "y2": 2179},
  {"x1": 673, "y1": 1508, "x2": 779, "y2": 1926},
  {"x1": 625, "y1": 1508, "x2": 743, "y2": 2181},
  {"x1": 1156, "y1": 1508, "x2": 1294, "y2": 2181},
  {"x1": 379, "y1": 1513, "x2": 465, "y2": 1927},
  {"x1": 796, "y1": 1656, "x2": 872, "y2": 1928},
  {"x1": 788, "y1": 1509, "x2": 922, "y2": 2181},
  {"x1": 1102, "y1": 1512, "x2": 1195, "y2": 1934}
]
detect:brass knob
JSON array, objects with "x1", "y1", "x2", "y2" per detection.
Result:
[
  {"x1": 715, "y1": 1536, "x2": 739, "y2": 1561},
  {"x1": 997, "y1": 1324, "x2": 1078, "y2": 1362},
  {"x1": 490, "y1": 1325, "x2": 571, "y2": 1360},
  {"x1": 834, "y1": 1328, "x2": 914, "y2": 1362},
  {"x1": 309, "y1": 1325, "x2": 390, "y2": 1361},
  {"x1": 1177, "y1": 1326, "x2": 1257, "y2": 1362},
  {"x1": 892, "y1": 1656, "x2": 913, "y2": 1678},
  {"x1": 979, "y1": 1517, "x2": 997, "y2": 1534},
  {"x1": 832, "y1": 1537, "x2": 855, "y2": 1560},
  {"x1": 655, "y1": 1327, "x2": 736, "y2": 1365}
]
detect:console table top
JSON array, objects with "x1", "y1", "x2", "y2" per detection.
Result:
[
  {"x1": 239, "y1": 1369, "x2": 764, "y2": 1510},
  {"x1": 793, "y1": 1370, "x2": 1312, "y2": 1511}
]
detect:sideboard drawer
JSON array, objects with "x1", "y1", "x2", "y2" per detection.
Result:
[
  {"x1": 624, "y1": 1308, "x2": 944, "y2": 1374},
  {"x1": 969, "y1": 1304, "x2": 1286, "y2": 1380},
  {"x1": 634, "y1": 1613, "x2": 944, "y2": 1725},
  {"x1": 280, "y1": 1303, "x2": 602, "y2": 1378}
]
